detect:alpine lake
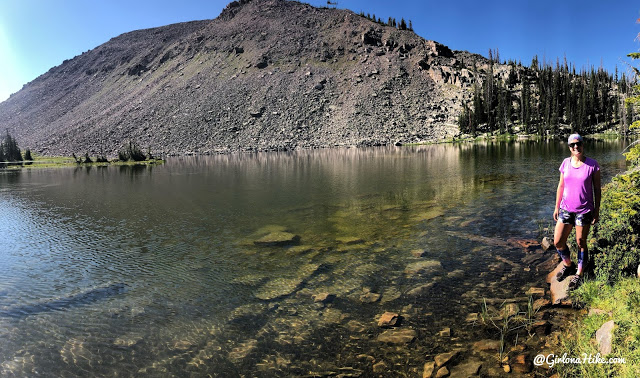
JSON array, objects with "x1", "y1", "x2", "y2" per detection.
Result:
[{"x1": 0, "y1": 139, "x2": 629, "y2": 376}]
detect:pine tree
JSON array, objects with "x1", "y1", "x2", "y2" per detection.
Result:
[
  {"x1": 458, "y1": 102, "x2": 471, "y2": 134},
  {"x1": 496, "y1": 82, "x2": 506, "y2": 133},
  {"x1": 472, "y1": 84, "x2": 484, "y2": 133},
  {"x1": 399, "y1": 18, "x2": 407, "y2": 30},
  {"x1": 2, "y1": 131, "x2": 22, "y2": 162},
  {"x1": 521, "y1": 78, "x2": 531, "y2": 133},
  {"x1": 531, "y1": 55, "x2": 539, "y2": 71},
  {"x1": 485, "y1": 51, "x2": 496, "y2": 131},
  {"x1": 507, "y1": 64, "x2": 518, "y2": 88}
]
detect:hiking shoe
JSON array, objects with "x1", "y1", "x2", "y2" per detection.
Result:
[
  {"x1": 556, "y1": 262, "x2": 576, "y2": 282},
  {"x1": 568, "y1": 274, "x2": 582, "y2": 289}
]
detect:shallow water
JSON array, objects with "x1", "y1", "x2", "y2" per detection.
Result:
[{"x1": 0, "y1": 140, "x2": 628, "y2": 376}]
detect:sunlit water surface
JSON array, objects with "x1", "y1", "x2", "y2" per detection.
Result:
[{"x1": 0, "y1": 141, "x2": 628, "y2": 376}]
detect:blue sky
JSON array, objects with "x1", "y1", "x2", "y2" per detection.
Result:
[{"x1": 1, "y1": 0, "x2": 639, "y2": 102}]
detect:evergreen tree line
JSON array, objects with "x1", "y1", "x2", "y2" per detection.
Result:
[
  {"x1": 458, "y1": 53, "x2": 635, "y2": 137},
  {"x1": 358, "y1": 11, "x2": 413, "y2": 31},
  {"x1": 0, "y1": 131, "x2": 31, "y2": 162}
]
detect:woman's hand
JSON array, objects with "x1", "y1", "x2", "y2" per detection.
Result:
[
  {"x1": 553, "y1": 208, "x2": 559, "y2": 222},
  {"x1": 592, "y1": 209, "x2": 599, "y2": 225}
]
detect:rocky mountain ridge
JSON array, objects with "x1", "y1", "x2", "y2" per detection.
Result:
[{"x1": 0, "y1": 0, "x2": 497, "y2": 156}]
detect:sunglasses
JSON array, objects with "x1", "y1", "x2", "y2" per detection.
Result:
[{"x1": 569, "y1": 141, "x2": 583, "y2": 148}]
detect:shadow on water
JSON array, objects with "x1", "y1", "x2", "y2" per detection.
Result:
[{"x1": 0, "y1": 283, "x2": 127, "y2": 319}]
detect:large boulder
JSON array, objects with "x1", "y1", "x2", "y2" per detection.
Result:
[
  {"x1": 595, "y1": 320, "x2": 615, "y2": 355},
  {"x1": 548, "y1": 262, "x2": 572, "y2": 305}
]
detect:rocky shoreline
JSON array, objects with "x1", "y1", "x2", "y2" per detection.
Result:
[{"x1": 134, "y1": 220, "x2": 579, "y2": 376}]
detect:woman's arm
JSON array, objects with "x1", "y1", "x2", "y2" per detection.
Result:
[
  {"x1": 592, "y1": 170, "x2": 602, "y2": 224},
  {"x1": 554, "y1": 172, "x2": 565, "y2": 221}
]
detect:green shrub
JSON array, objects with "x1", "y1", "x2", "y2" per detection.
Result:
[
  {"x1": 558, "y1": 277, "x2": 640, "y2": 377},
  {"x1": 623, "y1": 143, "x2": 640, "y2": 166},
  {"x1": 591, "y1": 169, "x2": 640, "y2": 281},
  {"x1": 118, "y1": 141, "x2": 147, "y2": 162}
]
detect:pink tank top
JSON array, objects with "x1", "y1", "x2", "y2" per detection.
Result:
[{"x1": 559, "y1": 157, "x2": 600, "y2": 214}]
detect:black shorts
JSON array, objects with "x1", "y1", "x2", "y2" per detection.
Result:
[{"x1": 559, "y1": 208, "x2": 593, "y2": 227}]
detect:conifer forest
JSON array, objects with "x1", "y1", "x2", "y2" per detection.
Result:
[{"x1": 458, "y1": 52, "x2": 634, "y2": 137}]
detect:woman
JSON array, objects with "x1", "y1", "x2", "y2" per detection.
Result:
[{"x1": 553, "y1": 134, "x2": 601, "y2": 288}]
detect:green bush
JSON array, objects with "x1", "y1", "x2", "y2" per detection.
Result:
[
  {"x1": 559, "y1": 277, "x2": 640, "y2": 377},
  {"x1": 591, "y1": 169, "x2": 640, "y2": 281},
  {"x1": 623, "y1": 143, "x2": 640, "y2": 166},
  {"x1": 118, "y1": 141, "x2": 147, "y2": 162}
]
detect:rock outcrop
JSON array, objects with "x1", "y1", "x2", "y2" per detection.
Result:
[{"x1": 0, "y1": 0, "x2": 501, "y2": 157}]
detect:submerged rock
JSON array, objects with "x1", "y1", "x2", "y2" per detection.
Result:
[
  {"x1": 510, "y1": 354, "x2": 531, "y2": 374},
  {"x1": 254, "y1": 232, "x2": 301, "y2": 246},
  {"x1": 525, "y1": 287, "x2": 545, "y2": 297},
  {"x1": 405, "y1": 282, "x2": 434, "y2": 297},
  {"x1": 380, "y1": 287, "x2": 402, "y2": 303},
  {"x1": 472, "y1": 339, "x2": 501, "y2": 352},
  {"x1": 335, "y1": 236, "x2": 365, "y2": 245},
  {"x1": 321, "y1": 308, "x2": 346, "y2": 324},
  {"x1": 410, "y1": 207, "x2": 444, "y2": 223},
  {"x1": 228, "y1": 339, "x2": 259, "y2": 361},
  {"x1": 504, "y1": 303, "x2": 519, "y2": 318},
  {"x1": 114, "y1": 334, "x2": 144, "y2": 347},
  {"x1": 372, "y1": 361, "x2": 387, "y2": 373},
  {"x1": 411, "y1": 249, "x2": 427, "y2": 257},
  {"x1": 255, "y1": 277, "x2": 304, "y2": 300},
  {"x1": 423, "y1": 361, "x2": 436, "y2": 378},
  {"x1": 404, "y1": 260, "x2": 443, "y2": 276},
  {"x1": 531, "y1": 320, "x2": 551, "y2": 336},
  {"x1": 359, "y1": 291, "x2": 381, "y2": 303},
  {"x1": 313, "y1": 292, "x2": 336, "y2": 304},
  {"x1": 449, "y1": 360, "x2": 482, "y2": 377},
  {"x1": 252, "y1": 225, "x2": 288, "y2": 235},
  {"x1": 465, "y1": 313, "x2": 478, "y2": 323},
  {"x1": 377, "y1": 328, "x2": 416, "y2": 344},
  {"x1": 254, "y1": 263, "x2": 319, "y2": 300},
  {"x1": 435, "y1": 366, "x2": 449, "y2": 378},
  {"x1": 508, "y1": 238, "x2": 540, "y2": 250},
  {"x1": 377, "y1": 312, "x2": 400, "y2": 327},
  {"x1": 287, "y1": 245, "x2": 315, "y2": 255},
  {"x1": 447, "y1": 269, "x2": 464, "y2": 278},
  {"x1": 434, "y1": 350, "x2": 459, "y2": 367}
]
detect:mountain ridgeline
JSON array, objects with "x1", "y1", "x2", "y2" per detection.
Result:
[{"x1": 0, "y1": 0, "x2": 630, "y2": 157}]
